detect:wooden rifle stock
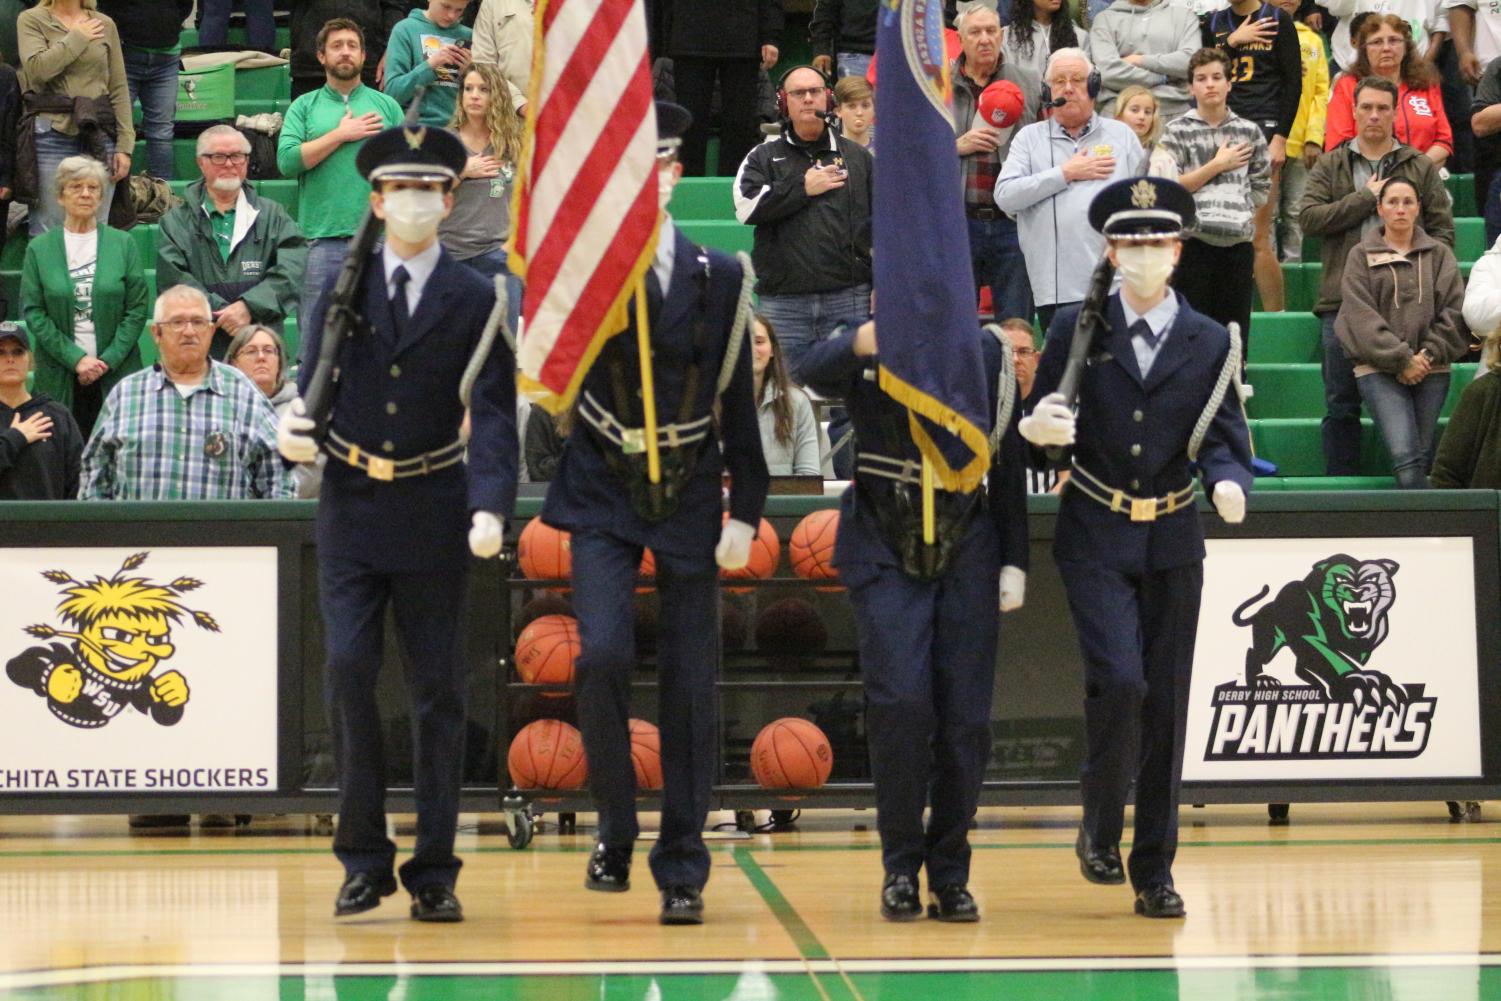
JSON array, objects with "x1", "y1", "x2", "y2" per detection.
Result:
[{"x1": 1045, "y1": 252, "x2": 1116, "y2": 463}]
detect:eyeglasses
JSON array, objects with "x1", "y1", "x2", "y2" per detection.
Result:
[
  {"x1": 786, "y1": 87, "x2": 826, "y2": 101},
  {"x1": 200, "y1": 152, "x2": 250, "y2": 166},
  {"x1": 63, "y1": 182, "x2": 101, "y2": 194},
  {"x1": 1365, "y1": 37, "x2": 1405, "y2": 48},
  {"x1": 160, "y1": 318, "x2": 213, "y2": 332},
  {"x1": 1012, "y1": 346, "x2": 1038, "y2": 358},
  {"x1": 235, "y1": 345, "x2": 280, "y2": 359}
]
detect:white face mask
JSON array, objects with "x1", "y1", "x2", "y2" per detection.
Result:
[
  {"x1": 1115, "y1": 243, "x2": 1177, "y2": 299},
  {"x1": 381, "y1": 188, "x2": 446, "y2": 242},
  {"x1": 658, "y1": 165, "x2": 678, "y2": 212}
]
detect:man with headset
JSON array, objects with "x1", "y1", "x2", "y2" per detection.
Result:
[
  {"x1": 732, "y1": 64, "x2": 874, "y2": 381},
  {"x1": 994, "y1": 47, "x2": 1145, "y2": 332}
]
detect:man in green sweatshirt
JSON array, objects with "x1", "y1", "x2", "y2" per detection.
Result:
[
  {"x1": 276, "y1": 17, "x2": 403, "y2": 359},
  {"x1": 383, "y1": 0, "x2": 474, "y2": 127}
]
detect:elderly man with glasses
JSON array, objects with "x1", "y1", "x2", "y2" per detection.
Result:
[
  {"x1": 80, "y1": 285, "x2": 294, "y2": 500},
  {"x1": 157, "y1": 124, "x2": 309, "y2": 361}
]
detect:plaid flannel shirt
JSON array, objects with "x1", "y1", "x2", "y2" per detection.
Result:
[
  {"x1": 953, "y1": 56, "x2": 1003, "y2": 212},
  {"x1": 80, "y1": 361, "x2": 294, "y2": 500}
]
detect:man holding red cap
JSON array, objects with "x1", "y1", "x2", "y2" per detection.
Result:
[{"x1": 994, "y1": 47, "x2": 1145, "y2": 331}]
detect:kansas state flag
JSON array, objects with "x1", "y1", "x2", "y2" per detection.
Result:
[{"x1": 874, "y1": 0, "x2": 991, "y2": 489}]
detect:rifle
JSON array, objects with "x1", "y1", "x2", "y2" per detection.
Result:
[
  {"x1": 301, "y1": 88, "x2": 427, "y2": 442},
  {"x1": 1045, "y1": 250, "x2": 1116, "y2": 463}
]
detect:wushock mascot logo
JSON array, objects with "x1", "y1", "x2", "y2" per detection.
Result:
[
  {"x1": 4, "y1": 552, "x2": 219, "y2": 730},
  {"x1": 1205, "y1": 554, "x2": 1436, "y2": 760}
]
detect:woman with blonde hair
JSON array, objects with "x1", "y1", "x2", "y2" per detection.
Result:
[{"x1": 1111, "y1": 84, "x2": 1162, "y2": 154}]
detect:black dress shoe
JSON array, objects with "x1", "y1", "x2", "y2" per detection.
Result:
[
  {"x1": 410, "y1": 884, "x2": 465, "y2": 923},
  {"x1": 584, "y1": 842, "x2": 632, "y2": 892},
  {"x1": 880, "y1": 873, "x2": 922, "y2": 922},
  {"x1": 1075, "y1": 827, "x2": 1125, "y2": 885},
  {"x1": 1134, "y1": 883, "x2": 1186, "y2": 919},
  {"x1": 334, "y1": 871, "x2": 398, "y2": 917},
  {"x1": 927, "y1": 883, "x2": 980, "y2": 922},
  {"x1": 659, "y1": 884, "x2": 704, "y2": 925}
]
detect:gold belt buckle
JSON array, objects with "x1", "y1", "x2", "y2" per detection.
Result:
[
  {"x1": 366, "y1": 456, "x2": 396, "y2": 482},
  {"x1": 1130, "y1": 496, "x2": 1158, "y2": 522},
  {"x1": 620, "y1": 428, "x2": 646, "y2": 454}
]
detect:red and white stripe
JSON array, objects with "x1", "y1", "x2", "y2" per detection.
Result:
[{"x1": 509, "y1": 0, "x2": 659, "y2": 413}]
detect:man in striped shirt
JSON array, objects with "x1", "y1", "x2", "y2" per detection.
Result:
[{"x1": 80, "y1": 285, "x2": 293, "y2": 500}]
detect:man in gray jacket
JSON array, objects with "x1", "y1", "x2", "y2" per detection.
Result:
[{"x1": 1087, "y1": 0, "x2": 1199, "y2": 118}]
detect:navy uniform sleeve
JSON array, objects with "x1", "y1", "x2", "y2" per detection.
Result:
[
  {"x1": 720, "y1": 292, "x2": 770, "y2": 527},
  {"x1": 982, "y1": 333, "x2": 1029, "y2": 573},
  {"x1": 795, "y1": 323, "x2": 865, "y2": 397},
  {"x1": 466, "y1": 290, "x2": 520, "y2": 519},
  {"x1": 1029, "y1": 305, "x2": 1078, "y2": 403},
  {"x1": 1195, "y1": 319, "x2": 1255, "y2": 497}
]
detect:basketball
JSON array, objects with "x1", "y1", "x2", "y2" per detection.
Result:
[
  {"x1": 754, "y1": 598, "x2": 828, "y2": 657},
  {"x1": 750, "y1": 717, "x2": 833, "y2": 790},
  {"x1": 518, "y1": 519, "x2": 571, "y2": 581},
  {"x1": 507, "y1": 719, "x2": 588, "y2": 790},
  {"x1": 721, "y1": 514, "x2": 781, "y2": 591},
  {"x1": 514, "y1": 593, "x2": 574, "y2": 639},
  {"x1": 789, "y1": 509, "x2": 840, "y2": 587},
  {"x1": 514, "y1": 614, "x2": 580, "y2": 691},
  {"x1": 629, "y1": 718, "x2": 663, "y2": 790}
]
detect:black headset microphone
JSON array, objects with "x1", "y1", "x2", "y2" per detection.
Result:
[{"x1": 1044, "y1": 96, "x2": 1067, "y2": 109}]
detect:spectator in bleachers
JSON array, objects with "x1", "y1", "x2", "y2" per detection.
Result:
[
  {"x1": 1087, "y1": 0, "x2": 1200, "y2": 119},
  {"x1": 1151, "y1": 48, "x2": 1269, "y2": 348},
  {"x1": 157, "y1": 124, "x2": 309, "y2": 361},
  {"x1": 0, "y1": 65, "x2": 18, "y2": 278},
  {"x1": 470, "y1": 0, "x2": 532, "y2": 112},
  {"x1": 751, "y1": 314, "x2": 828, "y2": 476},
  {"x1": 95, "y1": 0, "x2": 190, "y2": 181},
  {"x1": 228, "y1": 321, "x2": 322, "y2": 497},
  {"x1": 1464, "y1": 230, "x2": 1501, "y2": 334},
  {"x1": 18, "y1": 0, "x2": 134, "y2": 236},
  {"x1": 0, "y1": 322, "x2": 83, "y2": 500},
  {"x1": 289, "y1": 0, "x2": 407, "y2": 100},
  {"x1": 277, "y1": 18, "x2": 402, "y2": 361},
  {"x1": 669, "y1": 0, "x2": 782, "y2": 176},
  {"x1": 1113, "y1": 84, "x2": 1163, "y2": 156},
  {"x1": 1431, "y1": 327, "x2": 1501, "y2": 488},
  {"x1": 383, "y1": 0, "x2": 474, "y2": 128},
  {"x1": 995, "y1": 48, "x2": 1144, "y2": 331},
  {"x1": 1003, "y1": 0, "x2": 1083, "y2": 102},
  {"x1": 1324, "y1": 16, "x2": 1453, "y2": 167},
  {"x1": 524, "y1": 406, "x2": 565, "y2": 483},
  {"x1": 198, "y1": 0, "x2": 276, "y2": 53},
  {"x1": 834, "y1": 76, "x2": 874, "y2": 150},
  {"x1": 1323, "y1": 0, "x2": 1446, "y2": 74},
  {"x1": 1468, "y1": 56, "x2": 1501, "y2": 246},
  {"x1": 440, "y1": 62, "x2": 523, "y2": 331},
  {"x1": 21, "y1": 156, "x2": 147, "y2": 439},
  {"x1": 1301, "y1": 75, "x2": 1453, "y2": 475},
  {"x1": 80, "y1": 285, "x2": 293, "y2": 500},
  {"x1": 1334, "y1": 176, "x2": 1467, "y2": 488},
  {"x1": 734, "y1": 65, "x2": 873, "y2": 378},
  {"x1": 1272, "y1": 0, "x2": 1330, "y2": 263},
  {"x1": 810, "y1": 0, "x2": 876, "y2": 81},
  {"x1": 997, "y1": 316, "x2": 1062, "y2": 493},
  {"x1": 1446, "y1": 0, "x2": 1500, "y2": 88},
  {"x1": 951, "y1": 2, "x2": 1040, "y2": 327}
]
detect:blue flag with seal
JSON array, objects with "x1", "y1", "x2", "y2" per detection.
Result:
[{"x1": 873, "y1": 0, "x2": 991, "y2": 490}]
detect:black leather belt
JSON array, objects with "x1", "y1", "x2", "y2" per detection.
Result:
[
  {"x1": 324, "y1": 430, "x2": 464, "y2": 481},
  {"x1": 966, "y1": 206, "x2": 1000, "y2": 221}
]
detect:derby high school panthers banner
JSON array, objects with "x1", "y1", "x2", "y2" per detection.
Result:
[
  {"x1": 1184, "y1": 538, "x2": 1482, "y2": 782},
  {"x1": 0, "y1": 548, "x2": 279, "y2": 793},
  {"x1": 873, "y1": 0, "x2": 991, "y2": 489}
]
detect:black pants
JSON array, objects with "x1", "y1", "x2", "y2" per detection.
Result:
[
  {"x1": 72, "y1": 378, "x2": 104, "y2": 441},
  {"x1": 673, "y1": 56, "x2": 761, "y2": 177},
  {"x1": 1036, "y1": 300, "x2": 1081, "y2": 336},
  {"x1": 1173, "y1": 238, "x2": 1254, "y2": 357}
]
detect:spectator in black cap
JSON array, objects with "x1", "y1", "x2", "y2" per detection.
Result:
[{"x1": 0, "y1": 322, "x2": 84, "y2": 500}]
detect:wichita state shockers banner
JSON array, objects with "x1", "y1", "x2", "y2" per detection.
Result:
[
  {"x1": 0, "y1": 547, "x2": 279, "y2": 793},
  {"x1": 1184, "y1": 537, "x2": 1483, "y2": 781}
]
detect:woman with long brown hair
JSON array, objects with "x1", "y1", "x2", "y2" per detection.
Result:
[
  {"x1": 751, "y1": 314, "x2": 827, "y2": 476},
  {"x1": 1323, "y1": 13, "x2": 1452, "y2": 166}
]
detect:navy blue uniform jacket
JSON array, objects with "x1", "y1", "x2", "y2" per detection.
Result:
[
  {"x1": 299, "y1": 247, "x2": 519, "y2": 572},
  {"x1": 1035, "y1": 292, "x2": 1253, "y2": 573},
  {"x1": 800, "y1": 324, "x2": 1029, "y2": 572},
  {"x1": 541, "y1": 229, "x2": 770, "y2": 557}
]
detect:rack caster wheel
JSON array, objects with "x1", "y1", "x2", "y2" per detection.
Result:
[
  {"x1": 501, "y1": 794, "x2": 534, "y2": 849},
  {"x1": 1447, "y1": 800, "x2": 1482, "y2": 823},
  {"x1": 734, "y1": 810, "x2": 756, "y2": 832},
  {"x1": 312, "y1": 814, "x2": 334, "y2": 836},
  {"x1": 235, "y1": 814, "x2": 252, "y2": 827},
  {"x1": 1268, "y1": 803, "x2": 1290, "y2": 825},
  {"x1": 558, "y1": 811, "x2": 577, "y2": 834},
  {"x1": 769, "y1": 809, "x2": 797, "y2": 830}
]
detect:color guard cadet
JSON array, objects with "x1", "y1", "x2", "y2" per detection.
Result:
[
  {"x1": 277, "y1": 124, "x2": 518, "y2": 923},
  {"x1": 799, "y1": 318, "x2": 1029, "y2": 923},
  {"x1": 539, "y1": 102, "x2": 770, "y2": 926},
  {"x1": 1020, "y1": 176, "x2": 1253, "y2": 919}
]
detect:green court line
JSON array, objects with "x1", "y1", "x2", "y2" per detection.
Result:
[{"x1": 731, "y1": 846, "x2": 863, "y2": 1001}]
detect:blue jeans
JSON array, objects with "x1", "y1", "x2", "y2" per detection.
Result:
[
  {"x1": 122, "y1": 46, "x2": 180, "y2": 179},
  {"x1": 29, "y1": 122, "x2": 114, "y2": 236},
  {"x1": 298, "y1": 237, "x2": 352, "y2": 364},
  {"x1": 836, "y1": 52, "x2": 873, "y2": 79},
  {"x1": 1356, "y1": 370, "x2": 1450, "y2": 489},
  {"x1": 968, "y1": 215, "x2": 1033, "y2": 326},
  {"x1": 1320, "y1": 312, "x2": 1363, "y2": 476},
  {"x1": 757, "y1": 283, "x2": 871, "y2": 383},
  {"x1": 457, "y1": 249, "x2": 524, "y2": 337},
  {"x1": 198, "y1": 0, "x2": 277, "y2": 52}
]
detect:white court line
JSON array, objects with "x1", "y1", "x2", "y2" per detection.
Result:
[{"x1": 4, "y1": 954, "x2": 1501, "y2": 991}]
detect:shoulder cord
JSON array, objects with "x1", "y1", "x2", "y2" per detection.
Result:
[
  {"x1": 715, "y1": 250, "x2": 756, "y2": 396},
  {"x1": 983, "y1": 323, "x2": 1017, "y2": 453},
  {"x1": 1189, "y1": 320, "x2": 1245, "y2": 461},
  {"x1": 459, "y1": 274, "x2": 512, "y2": 409}
]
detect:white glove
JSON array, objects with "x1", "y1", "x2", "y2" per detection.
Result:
[
  {"x1": 1212, "y1": 481, "x2": 1246, "y2": 524},
  {"x1": 715, "y1": 518, "x2": 757, "y2": 571},
  {"x1": 1018, "y1": 391, "x2": 1076, "y2": 447},
  {"x1": 276, "y1": 396, "x2": 318, "y2": 463},
  {"x1": 999, "y1": 565, "x2": 1026, "y2": 612},
  {"x1": 469, "y1": 511, "x2": 505, "y2": 558}
]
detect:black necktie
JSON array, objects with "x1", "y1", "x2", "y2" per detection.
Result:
[
  {"x1": 391, "y1": 265, "x2": 411, "y2": 336},
  {"x1": 1130, "y1": 318, "x2": 1160, "y2": 351},
  {"x1": 645, "y1": 268, "x2": 664, "y2": 325}
]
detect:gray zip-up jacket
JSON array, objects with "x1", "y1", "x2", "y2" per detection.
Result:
[{"x1": 1087, "y1": 0, "x2": 1200, "y2": 119}]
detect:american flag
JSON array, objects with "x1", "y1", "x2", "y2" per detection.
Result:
[{"x1": 508, "y1": 0, "x2": 660, "y2": 414}]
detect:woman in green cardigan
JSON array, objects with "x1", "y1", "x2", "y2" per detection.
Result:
[{"x1": 21, "y1": 155, "x2": 147, "y2": 437}]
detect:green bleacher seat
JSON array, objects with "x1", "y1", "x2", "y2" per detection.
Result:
[
  {"x1": 1247, "y1": 362, "x2": 1478, "y2": 420},
  {"x1": 676, "y1": 219, "x2": 754, "y2": 256},
  {"x1": 1254, "y1": 475, "x2": 1397, "y2": 490},
  {"x1": 130, "y1": 225, "x2": 157, "y2": 262},
  {"x1": 1248, "y1": 311, "x2": 1321, "y2": 363},
  {"x1": 1448, "y1": 172, "x2": 1477, "y2": 217},
  {"x1": 668, "y1": 178, "x2": 735, "y2": 221},
  {"x1": 1457, "y1": 217, "x2": 1487, "y2": 261},
  {"x1": 178, "y1": 27, "x2": 293, "y2": 52},
  {"x1": 235, "y1": 65, "x2": 291, "y2": 102}
]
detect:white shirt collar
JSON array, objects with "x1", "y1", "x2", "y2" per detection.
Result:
[
  {"x1": 653, "y1": 217, "x2": 676, "y2": 293},
  {"x1": 382, "y1": 239, "x2": 443, "y2": 307}
]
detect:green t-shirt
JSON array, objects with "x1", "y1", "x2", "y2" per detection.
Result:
[
  {"x1": 275, "y1": 83, "x2": 404, "y2": 240},
  {"x1": 205, "y1": 200, "x2": 236, "y2": 262}
]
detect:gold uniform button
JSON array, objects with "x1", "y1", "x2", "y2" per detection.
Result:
[
  {"x1": 1130, "y1": 444, "x2": 1142, "y2": 457},
  {"x1": 386, "y1": 402, "x2": 398, "y2": 415},
  {"x1": 382, "y1": 441, "x2": 395, "y2": 453},
  {"x1": 1133, "y1": 410, "x2": 1144, "y2": 422},
  {"x1": 390, "y1": 364, "x2": 401, "y2": 378}
]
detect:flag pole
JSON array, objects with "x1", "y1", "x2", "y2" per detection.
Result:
[
  {"x1": 920, "y1": 455, "x2": 935, "y2": 546},
  {"x1": 635, "y1": 280, "x2": 662, "y2": 484}
]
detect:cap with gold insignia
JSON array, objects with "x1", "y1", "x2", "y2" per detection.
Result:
[
  {"x1": 655, "y1": 101, "x2": 692, "y2": 157},
  {"x1": 1087, "y1": 176, "x2": 1196, "y2": 241},
  {"x1": 356, "y1": 124, "x2": 468, "y2": 186}
]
